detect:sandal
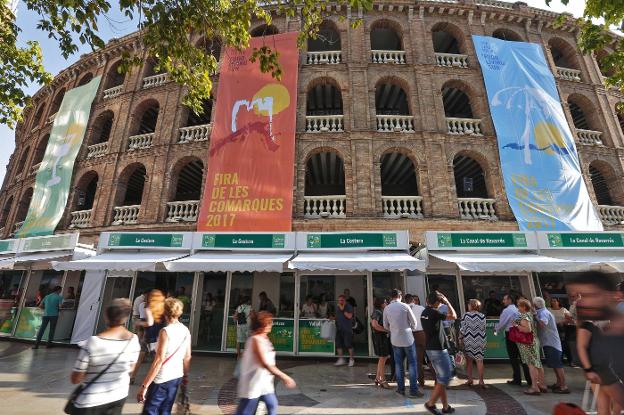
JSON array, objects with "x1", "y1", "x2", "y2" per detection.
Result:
[
  {"x1": 478, "y1": 383, "x2": 490, "y2": 389},
  {"x1": 539, "y1": 387, "x2": 548, "y2": 393},
  {"x1": 553, "y1": 387, "x2": 571, "y2": 394},
  {"x1": 424, "y1": 403, "x2": 443, "y2": 415},
  {"x1": 442, "y1": 405, "x2": 456, "y2": 414},
  {"x1": 523, "y1": 390, "x2": 541, "y2": 396}
]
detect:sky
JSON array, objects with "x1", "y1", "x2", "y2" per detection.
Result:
[{"x1": 0, "y1": 0, "x2": 588, "y2": 185}]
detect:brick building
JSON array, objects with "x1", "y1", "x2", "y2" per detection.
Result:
[{"x1": 1, "y1": 0, "x2": 623, "y2": 355}]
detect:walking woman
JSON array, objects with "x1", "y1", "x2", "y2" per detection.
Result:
[
  {"x1": 236, "y1": 311, "x2": 296, "y2": 415},
  {"x1": 137, "y1": 298, "x2": 191, "y2": 415},
  {"x1": 70, "y1": 299, "x2": 141, "y2": 414},
  {"x1": 370, "y1": 298, "x2": 391, "y2": 388},
  {"x1": 514, "y1": 299, "x2": 545, "y2": 395},
  {"x1": 460, "y1": 299, "x2": 488, "y2": 388}
]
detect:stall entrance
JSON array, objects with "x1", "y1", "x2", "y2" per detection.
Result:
[{"x1": 97, "y1": 274, "x2": 133, "y2": 333}]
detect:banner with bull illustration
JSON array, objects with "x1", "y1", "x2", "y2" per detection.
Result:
[
  {"x1": 473, "y1": 36, "x2": 602, "y2": 231},
  {"x1": 16, "y1": 76, "x2": 101, "y2": 237},
  {"x1": 197, "y1": 33, "x2": 298, "y2": 231}
]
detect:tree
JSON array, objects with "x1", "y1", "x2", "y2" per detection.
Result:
[{"x1": 1, "y1": 0, "x2": 372, "y2": 129}]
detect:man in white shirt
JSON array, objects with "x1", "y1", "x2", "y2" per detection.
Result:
[
  {"x1": 383, "y1": 289, "x2": 423, "y2": 398},
  {"x1": 405, "y1": 293, "x2": 426, "y2": 388},
  {"x1": 495, "y1": 293, "x2": 531, "y2": 386}
]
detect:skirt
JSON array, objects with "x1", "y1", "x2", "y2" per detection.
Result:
[{"x1": 372, "y1": 332, "x2": 391, "y2": 357}]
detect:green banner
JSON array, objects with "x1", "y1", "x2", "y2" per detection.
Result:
[
  {"x1": 437, "y1": 233, "x2": 527, "y2": 249},
  {"x1": 298, "y1": 319, "x2": 335, "y2": 354},
  {"x1": 484, "y1": 319, "x2": 508, "y2": 359},
  {"x1": 14, "y1": 307, "x2": 44, "y2": 339},
  {"x1": 108, "y1": 233, "x2": 184, "y2": 248},
  {"x1": 268, "y1": 318, "x2": 294, "y2": 352},
  {"x1": 306, "y1": 233, "x2": 397, "y2": 249},
  {"x1": 547, "y1": 233, "x2": 624, "y2": 248},
  {"x1": 202, "y1": 233, "x2": 286, "y2": 249},
  {"x1": 16, "y1": 77, "x2": 101, "y2": 237}
]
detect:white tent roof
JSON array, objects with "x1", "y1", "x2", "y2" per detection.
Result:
[
  {"x1": 53, "y1": 251, "x2": 187, "y2": 272},
  {"x1": 164, "y1": 252, "x2": 293, "y2": 273},
  {"x1": 429, "y1": 252, "x2": 592, "y2": 273},
  {"x1": 288, "y1": 252, "x2": 425, "y2": 272}
]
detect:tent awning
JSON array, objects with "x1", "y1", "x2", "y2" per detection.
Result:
[
  {"x1": 52, "y1": 251, "x2": 187, "y2": 272},
  {"x1": 541, "y1": 252, "x2": 624, "y2": 273},
  {"x1": 429, "y1": 252, "x2": 592, "y2": 273},
  {"x1": 5, "y1": 247, "x2": 95, "y2": 270},
  {"x1": 164, "y1": 252, "x2": 294, "y2": 273},
  {"x1": 288, "y1": 252, "x2": 425, "y2": 272}
]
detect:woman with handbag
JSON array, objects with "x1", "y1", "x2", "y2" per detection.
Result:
[
  {"x1": 69, "y1": 298, "x2": 141, "y2": 415},
  {"x1": 137, "y1": 298, "x2": 192, "y2": 415},
  {"x1": 370, "y1": 297, "x2": 391, "y2": 388},
  {"x1": 459, "y1": 299, "x2": 488, "y2": 389},
  {"x1": 513, "y1": 298, "x2": 545, "y2": 395}
]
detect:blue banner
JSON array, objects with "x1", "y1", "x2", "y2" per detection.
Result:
[{"x1": 473, "y1": 36, "x2": 602, "y2": 231}]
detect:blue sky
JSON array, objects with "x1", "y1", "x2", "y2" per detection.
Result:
[{"x1": 0, "y1": 0, "x2": 586, "y2": 185}]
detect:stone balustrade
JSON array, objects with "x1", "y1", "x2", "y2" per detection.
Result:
[
  {"x1": 476, "y1": 0, "x2": 513, "y2": 9},
  {"x1": 142, "y1": 73, "x2": 168, "y2": 89},
  {"x1": 382, "y1": 196, "x2": 424, "y2": 219},
  {"x1": 47, "y1": 112, "x2": 57, "y2": 125},
  {"x1": 435, "y1": 53, "x2": 469, "y2": 68},
  {"x1": 69, "y1": 209, "x2": 92, "y2": 228},
  {"x1": 376, "y1": 115, "x2": 415, "y2": 132},
  {"x1": 178, "y1": 124, "x2": 212, "y2": 143},
  {"x1": 555, "y1": 67, "x2": 581, "y2": 82},
  {"x1": 30, "y1": 162, "x2": 41, "y2": 176},
  {"x1": 446, "y1": 117, "x2": 483, "y2": 136},
  {"x1": 165, "y1": 200, "x2": 199, "y2": 222},
  {"x1": 127, "y1": 133, "x2": 154, "y2": 150},
  {"x1": 306, "y1": 51, "x2": 342, "y2": 65},
  {"x1": 305, "y1": 115, "x2": 344, "y2": 133},
  {"x1": 304, "y1": 195, "x2": 346, "y2": 218},
  {"x1": 112, "y1": 205, "x2": 140, "y2": 225},
  {"x1": 13, "y1": 172, "x2": 22, "y2": 182},
  {"x1": 371, "y1": 50, "x2": 406, "y2": 64},
  {"x1": 103, "y1": 85, "x2": 123, "y2": 99},
  {"x1": 458, "y1": 198, "x2": 497, "y2": 220},
  {"x1": 597, "y1": 205, "x2": 624, "y2": 226},
  {"x1": 87, "y1": 142, "x2": 109, "y2": 159},
  {"x1": 13, "y1": 221, "x2": 24, "y2": 234},
  {"x1": 576, "y1": 129, "x2": 603, "y2": 146}
]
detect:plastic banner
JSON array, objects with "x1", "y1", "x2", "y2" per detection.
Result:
[
  {"x1": 197, "y1": 33, "x2": 299, "y2": 231},
  {"x1": 16, "y1": 76, "x2": 102, "y2": 237},
  {"x1": 473, "y1": 36, "x2": 602, "y2": 231}
]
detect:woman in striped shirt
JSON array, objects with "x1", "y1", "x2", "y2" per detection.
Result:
[{"x1": 70, "y1": 298, "x2": 141, "y2": 415}]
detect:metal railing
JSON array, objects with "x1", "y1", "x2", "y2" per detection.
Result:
[
  {"x1": 304, "y1": 195, "x2": 346, "y2": 218},
  {"x1": 458, "y1": 198, "x2": 497, "y2": 220},
  {"x1": 382, "y1": 196, "x2": 424, "y2": 219}
]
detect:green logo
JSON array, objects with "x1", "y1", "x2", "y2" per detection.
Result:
[{"x1": 202, "y1": 234, "x2": 216, "y2": 248}]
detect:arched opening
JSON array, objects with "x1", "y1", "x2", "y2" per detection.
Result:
[
  {"x1": 197, "y1": 37, "x2": 222, "y2": 61},
  {"x1": 381, "y1": 152, "x2": 422, "y2": 218},
  {"x1": 568, "y1": 100, "x2": 589, "y2": 130},
  {"x1": 18, "y1": 147, "x2": 30, "y2": 172},
  {"x1": 121, "y1": 165, "x2": 147, "y2": 206},
  {"x1": 173, "y1": 160, "x2": 204, "y2": 202},
  {"x1": 91, "y1": 111, "x2": 114, "y2": 144},
  {"x1": 33, "y1": 134, "x2": 49, "y2": 166},
  {"x1": 75, "y1": 173, "x2": 99, "y2": 211},
  {"x1": 589, "y1": 164, "x2": 614, "y2": 206},
  {"x1": 617, "y1": 105, "x2": 624, "y2": 134},
  {"x1": 307, "y1": 21, "x2": 341, "y2": 52},
  {"x1": 375, "y1": 82, "x2": 409, "y2": 115},
  {"x1": 548, "y1": 38, "x2": 579, "y2": 70},
  {"x1": 0, "y1": 197, "x2": 13, "y2": 228},
  {"x1": 442, "y1": 85, "x2": 474, "y2": 118},
  {"x1": 185, "y1": 99, "x2": 213, "y2": 127},
  {"x1": 492, "y1": 28, "x2": 522, "y2": 42},
  {"x1": 144, "y1": 58, "x2": 162, "y2": 78},
  {"x1": 134, "y1": 102, "x2": 159, "y2": 135},
  {"x1": 104, "y1": 61, "x2": 125, "y2": 90},
  {"x1": 77, "y1": 73, "x2": 93, "y2": 87},
  {"x1": 15, "y1": 188, "x2": 33, "y2": 224},
  {"x1": 251, "y1": 24, "x2": 279, "y2": 37},
  {"x1": 432, "y1": 23, "x2": 462, "y2": 54},
  {"x1": 453, "y1": 155, "x2": 488, "y2": 198},
  {"x1": 370, "y1": 21, "x2": 402, "y2": 50},
  {"x1": 31, "y1": 104, "x2": 45, "y2": 129},
  {"x1": 595, "y1": 50, "x2": 615, "y2": 77},
  {"x1": 304, "y1": 151, "x2": 346, "y2": 217},
  {"x1": 567, "y1": 95, "x2": 601, "y2": 137},
  {"x1": 49, "y1": 89, "x2": 65, "y2": 115},
  {"x1": 306, "y1": 83, "x2": 343, "y2": 116}
]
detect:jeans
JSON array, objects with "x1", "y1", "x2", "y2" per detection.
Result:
[
  {"x1": 142, "y1": 378, "x2": 182, "y2": 415},
  {"x1": 392, "y1": 343, "x2": 419, "y2": 395},
  {"x1": 35, "y1": 316, "x2": 58, "y2": 346},
  {"x1": 236, "y1": 393, "x2": 278, "y2": 415},
  {"x1": 427, "y1": 349, "x2": 453, "y2": 386}
]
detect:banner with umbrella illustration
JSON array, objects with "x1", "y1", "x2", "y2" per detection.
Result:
[{"x1": 473, "y1": 35, "x2": 602, "y2": 231}]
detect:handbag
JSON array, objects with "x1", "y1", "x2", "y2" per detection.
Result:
[
  {"x1": 352, "y1": 317, "x2": 365, "y2": 335},
  {"x1": 509, "y1": 326, "x2": 534, "y2": 345},
  {"x1": 64, "y1": 338, "x2": 132, "y2": 414},
  {"x1": 320, "y1": 320, "x2": 335, "y2": 340},
  {"x1": 454, "y1": 351, "x2": 466, "y2": 370}
]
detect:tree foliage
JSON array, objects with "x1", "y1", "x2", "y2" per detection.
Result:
[{"x1": 3, "y1": 0, "x2": 372, "y2": 127}]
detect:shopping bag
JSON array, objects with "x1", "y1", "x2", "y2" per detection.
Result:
[
  {"x1": 454, "y1": 351, "x2": 466, "y2": 370},
  {"x1": 320, "y1": 320, "x2": 336, "y2": 340}
]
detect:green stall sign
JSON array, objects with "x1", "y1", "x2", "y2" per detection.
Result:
[
  {"x1": 547, "y1": 233, "x2": 624, "y2": 248},
  {"x1": 202, "y1": 233, "x2": 286, "y2": 249},
  {"x1": 298, "y1": 319, "x2": 335, "y2": 354},
  {"x1": 226, "y1": 318, "x2": 294, "y2": 352},
  {"x1": 22, "y1": 234, "x2": 75, "y2": 252},
  {"x1": 437, "y1": 233, "x2": 528, "y2": 249},
  {"x1": 108, "y1": 233, "x2": 184, "y2": 248},
  {"x1": 306, "y1": 233, "x2": 397, "y2": 249}
]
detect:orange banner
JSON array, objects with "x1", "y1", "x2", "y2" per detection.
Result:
[{"x1": 197, "y1": 32, "x2": 299, "y2": 231}]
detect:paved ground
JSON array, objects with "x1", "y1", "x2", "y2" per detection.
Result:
[{"x1": 0, "y1": 340, "x2": 590, "y2": 414}]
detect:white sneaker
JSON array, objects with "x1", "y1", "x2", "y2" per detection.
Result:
[
  {"x1": 348, "y1": 358, "x2": 355, "y2": 367},
  {"x1": 334, "y1": 358, "x2": 346, "y2": 366}
]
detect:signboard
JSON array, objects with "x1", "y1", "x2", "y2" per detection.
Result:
[
  {"x1": 541, "y1": 232, "x2": 624, "y2": 249},
  {"x1": 197, "y1": 32, "x2": 299, "y2": 231},
  {"x1": 20, "y1": 234, "x2": 77, "y2": 253},
  {"x1": 425, "y1": 231, "x2": 536, "y2": 250},
  {"x1": 485, "y1": 319, "x2": 508, "y2": 359},
  {"x1": 201, "y1": 233, "x2": 287, "y2": 249},
  {"x1": 268, "y1": 318, "x2": 294, "y2": 352},
  {"x1": 107, "y1": 233, "x2": 185, "y2": 248},
  {"x1": 473, "y1": 36, "x2": 602, "y2": 231},
  {"x1": 16, "y1": 77, "x2": 102, "y2": 237},
  {"x1": 304, "y1": 232, "x2": 400, "y2": 249},
  {"x1": 298, "y1": 319, "x2": 335, "y2": 354},
  {"x1": 0, "y1": 239, "x2": 17, "y2": 254}
]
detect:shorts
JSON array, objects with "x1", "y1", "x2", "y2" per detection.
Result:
[
  {"x1": 427, "y1": 349, "x2": 453, "y2": 386},
  {"x1": 543, "y1": 346, "x2": 563, "y2": 369},
  {"x1": 335, "y1": 328, "x2": 353, "y2": 350}
]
